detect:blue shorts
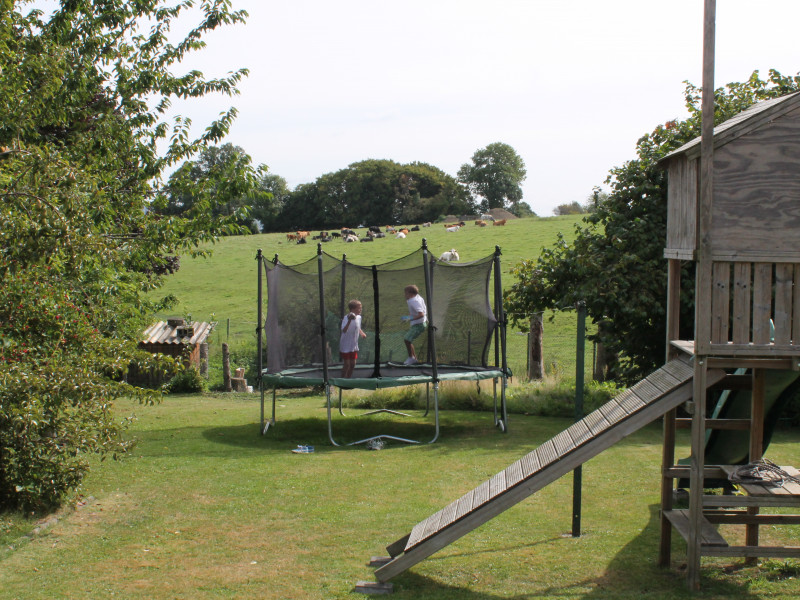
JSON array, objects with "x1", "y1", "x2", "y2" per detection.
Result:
[{"x1": 404, "y1": 323, "x2": 426, "y2": 343}]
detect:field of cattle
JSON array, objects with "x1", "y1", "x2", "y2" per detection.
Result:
[{"x1": 155, "y1": 214, "x2": 587, "y2": 386}]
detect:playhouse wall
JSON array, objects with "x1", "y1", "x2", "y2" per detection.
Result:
[{"x1": 665, "y1": 106, "x2": 800, "y2": 261}]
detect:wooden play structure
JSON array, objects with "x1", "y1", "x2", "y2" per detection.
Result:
[{"x1": 362, "y1": 78, "x2": 800, "y2": 597}]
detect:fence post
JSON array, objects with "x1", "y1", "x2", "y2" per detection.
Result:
[
  {"x1": 222, "y1": 342, "x2": 232, "y2": 392},
  {"x1": 527, "y1": 313, "x2": 543, "y2": 380}
]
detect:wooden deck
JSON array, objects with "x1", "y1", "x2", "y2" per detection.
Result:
[{"x1": 373, "y1": 357, "x2": 726, "y2": 583}]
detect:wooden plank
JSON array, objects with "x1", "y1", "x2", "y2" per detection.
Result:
[
  {"x1": 520, "y1": 450, "x2": 540, "y2": 479},
  {"x1": 489, "y1": 471, "x2": 506, "y2": 499},
  {"x1": 630, "y1": 378, "x2": 662, "y2": 402},
  {"x1": 453, "y1": 490, "x2": 474, "y2": 522},
  {"x1": 664, "y1": 509, "x2": 728, "y2": 546},
  {"x1": 504, "y1": 459, "x2": 524, "y2": 488},
  {"x1": 566, "y1": 420, "x2": 592, "y2": 447},
  {"x1": 661, "y1": 356, "x2": 694, "y2": 382},
  {"x1": 701, "y1": 545, "x2": 800, "y2": 559},
  {"x1": 732, "y1": 262, "x2": 752, "y2": 344},
  {"x1": 794, "y1": 264, "x2": 800, "y2": 344},
  {"x1": 752, "y1": 263, "x2": 773, "y2": 345},
  {"x1": 355, "y1": 581, "x2": 394, "y2": 594},
  {"x1": 583, "y1": 409, "x2": 611, "y2": 436},
  {"x1": 617, "y1": 391, "x2": 647, "y2": 416},
  {"x1": 535, "y1": 440, "x2": 557, "y2": 467},
  {"x1": 702, "y1": 495, "x2": 800, "y2": 508},
  {"x1": 773, "y1": 263, "x2": 793, "y2": 345},
  {"x1": 711, "y1": 261, "x2": 731, "y2": 344},
  {"x1": 645, "y1": 367, "x2": 682, "y2": 392},
  {"x1": 471, "y1": 480, "x2": 489, "y2": 510},
  {"x1": 599, "y1": 399, "x2": 627, "y2": 425},
  {"x1": 420, "y1": 509, "x2": 444, "y2": 541},
  {"x1": 552, "y1": 430, "x2": 575, "y2": 458},
  {"x1": 438, "y1": 498, "x2": 460, "y2": 530}
]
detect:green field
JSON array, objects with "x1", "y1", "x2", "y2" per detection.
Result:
[
  {"x1": 2, "y1": 395, "x2": 798, "y2": 599},
  {"x1": 155, "y1": 215, "x2": 591, "y2": 387}
]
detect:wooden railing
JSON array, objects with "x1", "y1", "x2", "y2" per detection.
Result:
[{"x1": 696, "y1": 259, "x2": 800, "y2": 356}]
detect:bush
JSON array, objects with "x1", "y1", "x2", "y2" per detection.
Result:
[{"x1": 166, "y1": 366, "x2": 206, "y2": 394}]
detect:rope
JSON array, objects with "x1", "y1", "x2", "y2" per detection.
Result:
[{"x1": 728, "y1": 458, "x2": 800, "y2": 488}]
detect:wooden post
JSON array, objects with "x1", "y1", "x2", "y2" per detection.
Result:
[
  {"x1": 745, "y1": 368, "x2": 766, "y2": 562},
  {"x1": 199, "y1": 342, "x2": 209, "y2": 378},
  {"x1": 528, "y1": 314, "x2": 543, "y2": 380},
  {"x1": 222, "y1": 342, "x2": 232, "y2": 392}
]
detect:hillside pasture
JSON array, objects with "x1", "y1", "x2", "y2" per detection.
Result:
[{"x1": 154, "y1": 216, "x2": 591, "y2": 387}]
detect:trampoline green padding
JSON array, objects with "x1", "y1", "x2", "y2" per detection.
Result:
[{"x1": 255, "y1": 241, "x2": 510, "y2": 446}]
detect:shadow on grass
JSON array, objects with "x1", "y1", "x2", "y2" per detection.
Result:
[
  {"x1": 200, "y1": 416, "x2": 472, "y2": 451},
  {"x1": 384, "y1": 504, "x2": 762, "y2": 599}
]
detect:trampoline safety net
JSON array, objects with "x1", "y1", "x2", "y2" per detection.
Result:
[{"x1": 260, "y1": 245, "x2": 503, "y2": 378}]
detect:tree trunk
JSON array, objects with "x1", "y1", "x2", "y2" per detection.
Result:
[
  {"x1": 528, "y1": 314, "x2": 543, "y2": 380},
  {"x1": 222, "y1": 342, "x2": 232, "y2": 392}
]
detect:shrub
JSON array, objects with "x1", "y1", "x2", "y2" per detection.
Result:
[{"x1": 167, "y1": 366, "x2": 206, "y2": 394}]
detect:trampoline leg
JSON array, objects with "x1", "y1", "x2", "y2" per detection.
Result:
[
  {"x1": 427, "y1": 382, "x2": 440, "y2": 444},
  {"x1": 338, "y1": 387, "x2": 346, "y2": 416},
  {"x1": 501, "y1": 373, "x2": 509, "y2": 433},
  {"x1": 326, "y1": 384, "x2": 342, "y2": 447},
  {"x1": 260, "y1": 384, "x2": 276, "y2": 435},
  {"x1": 423, "y1": 382, "x2": 430, "y2": 417}
]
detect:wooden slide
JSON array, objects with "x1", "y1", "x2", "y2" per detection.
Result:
[{"x1": 372, "y1": 356, "x2": 725, "y2": 583}]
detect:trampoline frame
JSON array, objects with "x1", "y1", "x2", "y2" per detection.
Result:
[{"x1": 256, "y1": 240, "x2": 510, "y2": 445}]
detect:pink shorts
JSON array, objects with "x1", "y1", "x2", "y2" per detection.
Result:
[{"x1": 340, "y1": 351, "x2": 358, "y2": 360}]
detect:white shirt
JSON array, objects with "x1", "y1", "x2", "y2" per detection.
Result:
[
  {"x1": 340, "y1": 314, "x2": 362, "y2": 353},
  {"x1": 406, "y1": 294, "x2": 427, "y2": 326}
]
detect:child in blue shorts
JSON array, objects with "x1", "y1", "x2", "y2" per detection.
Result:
[{"x1": 401, "y1": 285, "x2": 427, "y2": 365}]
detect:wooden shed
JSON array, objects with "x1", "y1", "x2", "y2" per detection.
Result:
[
  {"x1": 129, "y1": 318, "x2": 215, "y2": 386},
  {"x1": 658, "y1": 91, "x2": 800, "y2": 586}
]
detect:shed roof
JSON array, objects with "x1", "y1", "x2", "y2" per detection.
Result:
[
  {"x1": 662, "y1": 91, "x2": 800, "y2": 162},
  {"x1": 141, "y1": 320, "x2": 215, "y2": 346}
]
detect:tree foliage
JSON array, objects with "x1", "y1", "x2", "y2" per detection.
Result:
[
  {"x1": 458, "y1": 142, "x2": 527, "y2": 211},
  {"x1": 156, "y1": 143, "x2": 268, "y2": 232},
  {"x1": 0, "y1": 0, "x2": 250, "y2": 510},
  {"x1": 274, "y1": 159, "x2": 475, "y2": 230},
  {"x1": 505, "y1": 70, "x2": 800, "y2": 384}
]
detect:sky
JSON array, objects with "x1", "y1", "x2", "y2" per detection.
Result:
[{"x1": 166, "y1": 0, "x2": 800, "y2": 216}]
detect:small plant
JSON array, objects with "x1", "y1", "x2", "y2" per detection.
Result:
[{"x1": 166, "y1": 366, "x2": 206, "y2": 394}]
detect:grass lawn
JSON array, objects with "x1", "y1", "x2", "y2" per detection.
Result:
[
  {"x1": 2, "y1": 393, "x2": 799, "y2": 599},
  {"x1": 153, "y1": 215, "x2": 593, "y2": 386}
]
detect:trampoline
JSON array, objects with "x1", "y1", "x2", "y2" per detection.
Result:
[{"x1": 256, "y1": 240, "x2": 510, "y2": 445}]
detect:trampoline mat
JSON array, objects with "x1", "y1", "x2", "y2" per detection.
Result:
[{"x1": 261, "y1": 362, "x2": 506, "y2": 390}]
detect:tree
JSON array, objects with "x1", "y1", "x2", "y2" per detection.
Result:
[
  {"x1": 505, "y1": 70, "x2": 800, "y2": 384},
  {"x1": 253, "y1": 173, "x2": 291, "y2": 232},
  {"x1": 157, "y1": 143, "x2": 269, "y2": 232},
  {"x1": 458, "y1": 142, "x2": 527, "y2": 211},
  {"x1": 552, "y1": 201, "x2": 585, "y2": 216},
  {"x1": 276, "y1": 159, "x2": 474, "y2": 230},
  {"x1": 0, "y1": 1, "x2": 251, "y2": 510}
]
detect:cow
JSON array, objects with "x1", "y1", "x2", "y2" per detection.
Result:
[
  {"x1": 395, "y1": 231, "x2": 406, "y2": 239},
  {"x1": 493, "y1": 219, "x2": 507, "y2": 226},
  {"x1": 399, "y1": 228, "x2": 409, "y2": 235},
  {"x1": 410, "y1": 225, "x2": 420, "y2": 232},
  {"x1": 286, "y1": 233, "x2": 297, "y2": 241},
  {"x1": 439, "y1": 249, "x2": 459, "y2": 262},
  {"x1": 296, "y1": 231, "x2": 310, "y2": 239},
  {"x1": 344, "y1": 234, "x2": 359, "y2": 243},
  {"x1": 474, "y1": 220, "x2": 487, "y2": 226},
  {"x1": 457, "y1": 221, "x2": 466, "y2": 227},
  {"x1": 296, "y1": 237, "x2": 307, "y2": 244},
  {"x1": 422, "y1": 222, "x2": 432, "y2": 227},
  {"x1": 360, "y1": 236, "x2": 373, "y2": 242},
  {"x1": 386, "y1": 226, "x2": 396, "y2": 234},
  {"x1": 368, "y1": 225, "x2": 382, "y2": 234},
  {"x1": 330, "y1": 231, "x2": 341, "y2": 239},
  {"x1": 374, "y1": 232, "x2": 386, "y2": 238},
  {"x1": 446, "y1": 225, "x2": 460, "y2": 233}
]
